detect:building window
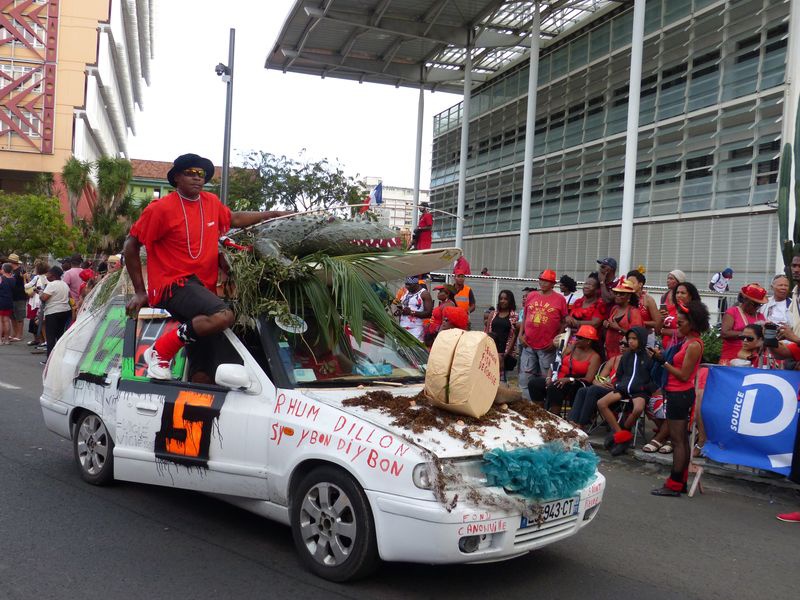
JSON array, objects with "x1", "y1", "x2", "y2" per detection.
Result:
[
  {"x1": 0, "y1": 21, "x2": 46, "y2": 49},
  {"x1": 0, "y1": 64, "x2": 43, "y2": 94},
  {"x1": 2, "y1": 108, "x2": 41, "y2": 137}
]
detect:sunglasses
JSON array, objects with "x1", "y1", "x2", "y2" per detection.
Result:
[
  {"x1": 182, "y1": 168, "x2": 206, "y2": 178},
  {"x1": 739, "y1": 335, "x2": 756, "y2": 342}
]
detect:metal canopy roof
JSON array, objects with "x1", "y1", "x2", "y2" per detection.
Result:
[{"x1": 266, "y1": 1, "x2": 629, "y2": 93}]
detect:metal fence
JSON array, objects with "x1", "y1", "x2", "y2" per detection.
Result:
[{"x1": 430, "y1": 272, "x2": 739, "y2": 332}]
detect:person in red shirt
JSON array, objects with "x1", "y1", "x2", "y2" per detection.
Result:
[
  {"x1": 603, "y1": 277, "x2": 644, "y2": 359},
  {"x1": 411, "y1": 202, "x2": 433, "y2": 250},
  {"x1": 124, "y1": 153, "x2": 290, "y2": 379},
  {"x1": 518, "y1": 269, "x2": 567, "y2": 398}
]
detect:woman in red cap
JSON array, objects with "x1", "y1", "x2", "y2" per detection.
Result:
[
  {"x1": 440, "y1": 306, "x2": 469, "y2": 331},
  {"x1": 719, "y1": 284, "x2": 767, "y2": 364},
  {"x1": 603, "y1": 277, "x2": 643, "y2": 359},
  {"x1": 527, "y1": 325, "x2": 601, "y2": 415}
]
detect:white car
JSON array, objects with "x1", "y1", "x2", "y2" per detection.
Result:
[{"x1": 41, "y1": 297, "x2": 605, "y2": 582}]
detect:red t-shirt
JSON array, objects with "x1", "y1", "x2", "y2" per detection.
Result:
[
  {"x1": 130, "y1": 191, "x2": 232, "y2": 305},
  {"x1": 523, "y1": 290, "x2": 568, "y2": 350},
  {"x1": 416, "y1": 212, "x2": 433, "y2": 250},
  {"x1": 569, "y1": 296, "x2": 608, "y2": 328}
]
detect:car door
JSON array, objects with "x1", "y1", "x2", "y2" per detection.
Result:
[{"x1": 113, "y1": 319, "x2": 271, "y2": 499}]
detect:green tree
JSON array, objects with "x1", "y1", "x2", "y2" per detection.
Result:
[
  {"x1": 0, "y1": 193, "x2": 83, "y2": 258},
  {"x1": 61, "y1": 156, "x2": 93, "y2": 225},
  {"x1": 84, "y1": 157, "x2": 136, "y2": 254},
  {"x1": 28, "y1": 172, "x2": 54, "y2": 197},
  {"x1": 220, "y1": 151, "x2": 364, "y2": 214}
]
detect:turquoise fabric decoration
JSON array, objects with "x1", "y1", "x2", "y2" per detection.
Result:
[{"x1": 482, "y1": 443, "x2": 599, "y2": 501}]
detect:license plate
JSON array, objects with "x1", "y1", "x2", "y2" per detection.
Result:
[{"x1": 520, "y1": 497, "x2": 579, "y2": 529}]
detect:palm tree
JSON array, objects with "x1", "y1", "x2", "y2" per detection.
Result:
[
  {"x1": 88, "y1": 157, "x2": 135, "y2": 254},
  {"x1": 61, "y1": 157, "x2": 92, "y2": 224}
]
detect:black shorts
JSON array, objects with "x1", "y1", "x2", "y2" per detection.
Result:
[
  {"x1": 665, "y1": 389, "x2": 695, "y2": 420},
  {"x1": 156, "y1": 275, "x2": 228, "y2": 322}
]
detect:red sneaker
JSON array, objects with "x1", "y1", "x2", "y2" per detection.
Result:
[{"x1": 776, "y1": 511, "x2": 800, "y2": 523}]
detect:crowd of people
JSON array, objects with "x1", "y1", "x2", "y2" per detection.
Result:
[
  {"x1": 0, "y1": 252, "x2": 122, "y2": 362},
  {"x1": 396, "y1": 253, "x2": 800, "y2": 514}
]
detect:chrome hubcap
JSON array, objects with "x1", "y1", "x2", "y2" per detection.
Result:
[
  {"x1": 76, "y1": 415, "x2": 109, "y2": 476},
  {"x1": 299, "y1": 482, "x2": 356, "y2": 566}
]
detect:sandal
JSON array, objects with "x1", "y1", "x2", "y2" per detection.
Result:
[
  {"x1": 642, "y1": 440, "x2": 663, "y2": 453},
  {"x1": 658, "y1": 442, "x2": 674, "y2": 454},
  {"x1": 651, "y1": 486, "x2": 681, "y2": 497},
  {"x1": 692, "y1": 444, "x2": 704, "y2": 458}
]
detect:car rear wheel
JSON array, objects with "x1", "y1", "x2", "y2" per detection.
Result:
[
  {"x1": 73, "y1": 412, "x2": 114, "y2": 485},
  {"x1": 290, "y1": 465, "x2": 379, "y2": 582}
]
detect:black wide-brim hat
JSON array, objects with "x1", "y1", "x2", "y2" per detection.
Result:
[{"x1": 167, "y1": 153, "x2": 215, "y2": 187}]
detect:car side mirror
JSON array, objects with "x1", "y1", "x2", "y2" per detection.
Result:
[{"x1": 216, "y1": 364, "x2": 258, "y2": 394}]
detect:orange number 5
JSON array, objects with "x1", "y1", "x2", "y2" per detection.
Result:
[{"x1": 165, "y1": 390, "x2": 214, "y2": 457}]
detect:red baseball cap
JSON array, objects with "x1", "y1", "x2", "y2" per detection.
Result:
[
  {"x1": 539, "y1": 269, "x2": 557, "y2": 283},
  {"x1": 576, "y1": 324, "x2": 599, "y2": 341}
]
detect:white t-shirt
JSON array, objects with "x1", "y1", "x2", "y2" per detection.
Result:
[
  {"x1": 42, "y1": 280, "x2": 71, "y2": 316},
  {"x1": 710, "y1": 272, "x2": 729, "y2": 294},
  {"x1": 399, "y1": 288, "x2": 426, "y2": 340},
  {"x1": 760, "y1": 297, "x2": 793, "y2": 327}
]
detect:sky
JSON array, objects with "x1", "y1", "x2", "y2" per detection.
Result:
[{"x1": 127, "y1": 0, "x2": 458, "y2": 190}]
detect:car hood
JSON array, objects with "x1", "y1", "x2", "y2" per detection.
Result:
[{"x1": 301, "y1": 385, "x2": 582, "y2": 459}]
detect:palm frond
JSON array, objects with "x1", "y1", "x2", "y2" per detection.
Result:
[{"x1": 226, "y1": 245, "x2": 420, "y2": 350}]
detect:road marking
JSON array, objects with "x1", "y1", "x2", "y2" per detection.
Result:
[{"x1": 0, "y1": 380, "x2": 21, "y2": 390}]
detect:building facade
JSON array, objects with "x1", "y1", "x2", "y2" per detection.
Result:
[
  {"x1": 364, "y1": 176, "x2": 429, "y2": 231},
  {"x1": 430, "y1": 0, "x2": 790, "y2": 286},
  {"x1": 0, "y1": 0, "x2": 153, "y2": 214}
]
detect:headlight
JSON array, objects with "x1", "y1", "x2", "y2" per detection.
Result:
[
  {"x1": 413, "y1": 463, "x2": 434, "y2": 489},
  {"x1": 412, "y1": 459, "x2": 488, "y2": 490}
]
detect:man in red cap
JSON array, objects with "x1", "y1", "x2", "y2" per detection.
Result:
[
  {"x1": 124, "y1": 153, "x2": 291, "y2": 380},
  {"x1": 519, "y1": 268, "x2": 567, "y2": 399}
]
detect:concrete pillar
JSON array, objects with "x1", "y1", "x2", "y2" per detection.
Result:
[
  {"x1": 618, "y1": 0, "x2": 646, "y2": 276},
  {"x1": 455, "y1": 41, "x2": 472, "y2": 251},
  {"x1": 517, "y1": 3, "x2": 541, "y2": 278},
  {"x1": 412, "y1": 86, "x2": 425, "y2": 229}
]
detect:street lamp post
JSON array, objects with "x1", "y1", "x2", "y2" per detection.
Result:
[{"x1": 215, "y1": 28, "x2": 235, "y2": 205}]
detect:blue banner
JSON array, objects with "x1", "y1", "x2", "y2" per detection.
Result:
[{"x1": 702, "y1": 366, "x2": 800, "y2": 476}]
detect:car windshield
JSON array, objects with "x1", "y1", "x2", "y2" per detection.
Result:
[{"x1": 269, "y1": 316, "x2": 427, "y2": 387}]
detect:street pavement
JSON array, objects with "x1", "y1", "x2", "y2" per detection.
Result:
[{"x1": 0, "y1": 337, "x2": 798, "y2": 600}]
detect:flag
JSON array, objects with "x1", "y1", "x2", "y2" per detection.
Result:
[
  {"x1": 370, "y1": 182, "x2": 383, "y2": 206},
  {"x1": 702, "y1": 366, "x2": 800, "y2": 476}
]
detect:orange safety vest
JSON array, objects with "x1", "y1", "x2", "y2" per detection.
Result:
[{"x1": 454, "y1": 285, "x2": 472, "y2": 312}]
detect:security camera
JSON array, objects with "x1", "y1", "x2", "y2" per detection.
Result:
[{"x1": 215, "y1": 63, "x2": 228, "y2": 76}]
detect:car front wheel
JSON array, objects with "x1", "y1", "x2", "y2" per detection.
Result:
[
  {"x1": 73, "y1": 412, "x2": 114, "y2": 485},
  {"x1": 290, "y1": 465, "x2": 379, "y2": 582}
]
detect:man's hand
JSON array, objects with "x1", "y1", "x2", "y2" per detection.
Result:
[
  {"x1": 779, "y1": 325, "x2": 800, "y2": 344},
  {"x1": 126, "y1": 292, "x2": 149, "y2": 319}
]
